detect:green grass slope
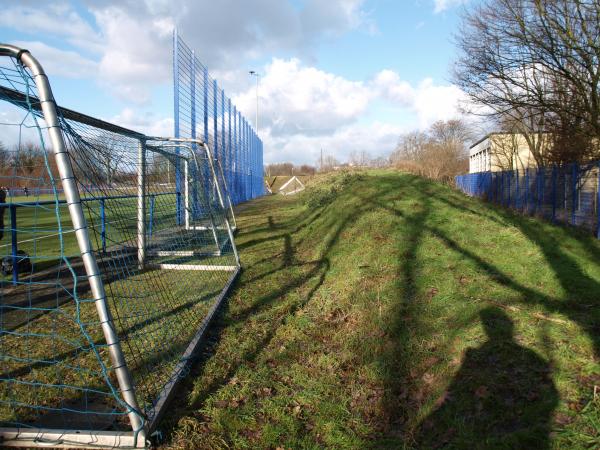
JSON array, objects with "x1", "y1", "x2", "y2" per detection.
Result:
[{"x1": 164, "y1": 170, "x2": 600, "y2": 449}]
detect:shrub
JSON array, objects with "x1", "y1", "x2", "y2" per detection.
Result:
[{"x1": 303, "y1": 171, "x2": 364, "y2": 209}]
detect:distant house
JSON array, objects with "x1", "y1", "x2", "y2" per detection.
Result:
[{"x1": 469, "y1": 133, "x2": 549, "y2": 174}]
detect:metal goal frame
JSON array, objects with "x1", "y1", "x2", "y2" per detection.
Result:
[{"x1": 0, "y1": 44, "x2": 240, "y2": 449}]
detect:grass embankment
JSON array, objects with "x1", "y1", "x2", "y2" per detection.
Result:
[{"x1": 165, "y1": 170, "x2": 600, "y2": 449}]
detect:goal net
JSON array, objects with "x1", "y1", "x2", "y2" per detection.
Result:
[{"x1": 0, "y1": 45, "x2": 239, "y2": 448}]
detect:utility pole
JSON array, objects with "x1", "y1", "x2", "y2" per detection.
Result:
[{"x1": 320, "y1": 147, "x2": 323, "y2": 172}]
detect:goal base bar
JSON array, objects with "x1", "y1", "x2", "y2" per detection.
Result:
[
  {"x1": 148, "y1": 250, "x2": 221, "y2": 257},
  {"x1": 0, "y1": 428, "x2": 145, "y2": 449},
  {"x1": 187, "y1": 225, "x2": 236, "y2": 231},
  {"x1": 148, "y1": 263, "x2": 238, "y2": 271}
]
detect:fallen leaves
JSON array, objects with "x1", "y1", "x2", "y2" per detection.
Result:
[
  {"x1": 474, "y1": 385, "x2": 489, "y2": 399},
  {"x1": 427, "y1": 287, "x2": 439, "y2": 299}
]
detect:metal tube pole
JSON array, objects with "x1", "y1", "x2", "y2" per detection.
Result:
[
  {"x1": 10, "y1": 205, "x2": 17, "y2": 285},
  {"x1": 173, "y1": 30, "x2": 182, "y2": 226},
  {"x1": 203, "y1": 143, "x2": 240, "y2": 265},
  {"x1": 138, "y1": 139, "x2": 146, "y2": 270},
  {"x1": 184, "y1": 160, "x2": 190, "y2": 230},
  {"x1": 216, "y1": 156, "x2": 237, "y2": 229},
  {"x1": 149, "y1": 194, "x2": 155, "y2": 239},
  {"x1": 0, "y1": 44, "x2": 145, "y2": 441},
  {"x1": 100, "y1": 198, "x2": 106, "y2": 253}
]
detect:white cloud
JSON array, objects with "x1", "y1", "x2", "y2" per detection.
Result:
[
  {"x1": 372, "y1": 70, "x2": 415, "y2": 106},
  {"x1": 0, "y1": 1, "x2": 374, "y2": 103},
  {"x1": 263, "y1": 121, "x2": 404, "y2": 165},
  {"x1": 229, "y1": 59, "x2": 465, "y2": 163},
  {"x1": 433, "y1": 0, "x2": 469, "y2": 14},
  {"x1": 11, "y1": 41, "x2": 97, "y2": 79},
  {"x1": 110, "y1": 108, "x2": 174, "y2": 138},
  {"x1": 0, "y1": 3, "x2": 103, "y2": 53},
  {"x1": 233, "y1": 58, "x2": 373, "y2": 137},
  {"x1": 411, "y1": 78, "x2": 466, "y2": 128},
  {"x1": 0, "y1": 1, "x2": 468, "y2": 165}
]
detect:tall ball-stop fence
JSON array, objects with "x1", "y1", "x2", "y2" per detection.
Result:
[
  {"x1": 456, "y1": 163, "x2": 600, "y2": 237},
  {"x1": 0, "y1": 44, "x2": 241, "y2": 448},
  {"x1": 173, "y1": 30, "x2": 264, "y2": 207}
]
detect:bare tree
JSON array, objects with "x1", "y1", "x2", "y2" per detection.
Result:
[
  {"x1": 321, "y1": 155, "x2": 340, "y2": 172},
  {"x1": 299, "y1": 164, "x2": 316, "y2": 175},
  {"x1": 389, "y1": 120, "x2": 470, "y2": 181},
  {"x1": 0, "y1": 141, "x2": 10, "y2": 172},
  {"x1": 12, "y1": 142, "x2": 45, "y2": 176},
  {"x1": 454, "y1": 0, "x2": 600, "y2": 163}
]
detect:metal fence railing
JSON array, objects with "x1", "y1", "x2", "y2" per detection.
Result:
[
  {"x1": 173, "y1": 30, "x2": 264, "y2": 206},
  {"x1": 456, "y1": 163, "x2": 600, "y2": 237}
]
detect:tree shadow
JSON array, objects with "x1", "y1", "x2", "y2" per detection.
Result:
[
  {"x1": 354, "y1": 174, "x2": 562, "y2": 447},
  {"x1": 428, "y1": 185, "x2": 600, "y2": 359},
  {"x1": 414, "y1": 307, "x2": 558, "y2": 449},
  {"x1": 154, "y1": 192, "x2": 365, "y2": 442}
]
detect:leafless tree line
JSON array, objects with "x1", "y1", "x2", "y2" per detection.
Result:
[
  {"x1": 0, "y1": 141, "x2": 53, "y2": 182},
  {"x1": 389, "y1": 120, "x2": 471, "y2": 182},
  {"x1": 455, "y1": 0, "x2": 600, "y2": 165},
  {"x1": 265, "y1": 163, "x2": 317, "y2": 176}
]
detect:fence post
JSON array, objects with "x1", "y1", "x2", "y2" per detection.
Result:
[
  {"x1": 10, "y1": 204, "x2": 17, "y2": 285},
  {"x1": 525, "y1": 168, "x2": 529, "y2": 213},
  {"x1": 148, "y1": 194, "x2": 155, "y2": 239},
  {"x1": 173, "y1": 30, "x2": 182, "y2": 226},
  {"x1": 515, "y1": 170, "x2": 520, "y2": 209},
  {"x1": 190, "y1": 50, "x2": 198, "y2": 220},
  {"x1": 506, "y1": 171, "x2": 512, "y2": 208},
  {"x1": 227, "y1": 98, "x2": 232, "y2": 202},
  {"x1": 597, "y1": 162, "x2": 600, "y2": 239},
  {"x1": 501, "y1": 171, "x2": 504, "y2": 206},
  {"x1": 572, "y1": 163, "x2": 577, "y2": 226},
  {"x1": 538, "y1": 167, "x2": 544, "y2": 213},
  {"x1": 552, "y1": 165, "x2": 557, "y2": 223},
  {"x1": 100, "y1": 198, "x2": 106, "y2": 253}
]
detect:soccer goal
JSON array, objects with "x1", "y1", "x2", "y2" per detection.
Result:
[
  {"x1": 279, "y1": 176, "x2": 306, "y2": 196},
  {"x1": 0, "y1": 44, "x2": 239, "y2": 448}
]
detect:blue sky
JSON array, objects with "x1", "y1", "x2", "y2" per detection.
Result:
[{"x1": 0, "y1": 0, "x2": 471, "y2": 164}]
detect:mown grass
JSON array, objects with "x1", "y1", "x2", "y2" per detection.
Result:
[{"x1": 161, "y1": 169, "x2": 600, "y2": 449}]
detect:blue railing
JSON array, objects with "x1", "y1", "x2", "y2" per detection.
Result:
[
  {"x1": 456, "y1": 163, "x2": 600, "y2": 237},
  {"x1": 0, "y1": 192, "x2": 175, "y2": 285}
]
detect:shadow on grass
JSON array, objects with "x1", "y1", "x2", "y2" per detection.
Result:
[
  {"x1": 359, "y1": 174, "x2": 563, "y2": 448},
  {"x1": 429, "y1": 181, "x2": 600, "y2": 359},
  {"x1": 156, "y1": 181, "x2": 372, "y2": 444},
  {"x1": 415, "y1": 307, "x2": 558, "y2": 449}
]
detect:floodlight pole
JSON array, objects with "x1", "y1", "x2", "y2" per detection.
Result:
[{"x1": 249, "y1": 70, "x2": 259, "y2": 135}]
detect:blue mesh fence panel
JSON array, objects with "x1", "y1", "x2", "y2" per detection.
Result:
[
  {"x1": 173, "y1": 31, "x2": 264, "y2": 206},
  {"x1": 456, "y1": 163, "x2": 600, "y2": 236}
]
